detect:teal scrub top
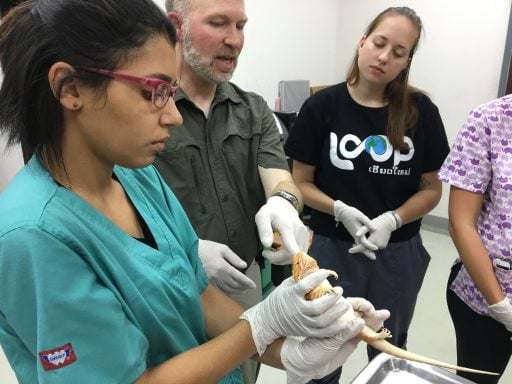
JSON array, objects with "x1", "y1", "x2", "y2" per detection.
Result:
[{"x1": 0, "y1": 156, "x2": 242, "y2": 384}]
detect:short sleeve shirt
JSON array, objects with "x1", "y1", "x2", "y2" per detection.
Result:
[
  {"x1": 438, "y1": 94, "x2": 512, "y2": 315},
  {"x1": 285, "y1": 82, "x2": 449, "y2": 242},
  {"x1": 0, "y1": 156, "x2": 241, "y2": 384},
  {"x1": 154, "y1": 82, "x2": 289, "y2": 264}
]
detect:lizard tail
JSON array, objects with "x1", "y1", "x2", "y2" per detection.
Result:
[
  {"x1": 361, "y1": 334, "x2": 499, "y2": 376},
  {"x1": 290, "y1": 251, "x2": 499, "y2": 377}
]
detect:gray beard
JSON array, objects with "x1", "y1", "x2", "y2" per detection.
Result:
[{"x1": 182, "y1": 29, "x2": 234, "y2": 85}]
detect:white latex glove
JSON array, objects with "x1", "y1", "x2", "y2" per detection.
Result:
[
  {"x1": 261, "y1": 230, "x2": 310, "y2": 266},
  {"x1": 256, "y1": 195, "x2": 310, "y2": 265},
  {"x1": 350, "y1": 238, "x2": 377, "y2": 260},
  {"x1": 240, "y1": 269, "x2": 352, "y2": 355},
  {"x1": 198, "y1": 239, "x2": 256, "y2": 294},
  {"x1": 347, "y1": 297, "x2": 391, "y2": 331},
  {"x1": 349, "y1": 211, "x2": 398, "y2": 256},
  {"x1": 488, "y1": 297, "x2": 512, "y2": 337},
  {"x1": 281, "y1": 319, "x2": 365, "y2": 384},
  {"x1": 333, "y1": 200, "x2": 377, "y2": 253}
]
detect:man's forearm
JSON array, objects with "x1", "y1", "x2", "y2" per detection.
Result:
[
  {"x1": 258, "y1": 166, "x2": 303, "y2": 211},
  {"x1": 270, "y1": 179, "x2": 304, "y2": 212}
]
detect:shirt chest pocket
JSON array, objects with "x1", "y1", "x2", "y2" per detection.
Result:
[
  {"x1": 222, "y1": 128, "x2": 259, "y2": 154},
  {"x1": 221, "y1": 129, "x2": 261, "y2": 180},
  {"x1": 220, "y1": 104, "x2": 262, "y2": 164}
]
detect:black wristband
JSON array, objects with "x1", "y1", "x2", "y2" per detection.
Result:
[{"x1": 272, "y1": 191, "x2": 299, "y2": 210}]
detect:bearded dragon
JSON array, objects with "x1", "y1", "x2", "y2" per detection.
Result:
[{"x1": 292, "y1": 251, "x2": 498, "y2": 376}]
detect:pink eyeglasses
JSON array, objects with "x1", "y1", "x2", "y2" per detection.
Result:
[{"x1": 80, "y1": 67, "x2": 179, "y2": 108}]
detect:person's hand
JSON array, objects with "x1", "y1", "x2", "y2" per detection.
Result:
[
  {"x1": 488, "y1": 297, "x2": 512, "y2": 337},
  {"x1": 333, "y1": 201, "x2": 377, "y2": 255},
  {"x1": 281, "y1": 318, "x2": 364, "y2": 384},
  {"x1": 350, "y1": 238, "x2": 377, "y2": 260},
  {"x1": 349, "y1": 211, "x2": 398, "y2": 256},
  {"x1": 240, "y1": 269, "x2": 353, "y2": 355},
  {"x1": 256, "y1": 195, "x2": 310, "y2": 265},
  {"x1": 197, "y1": 239, "x2": 256, "y2": 294},
  {"x1": 347, "y1": 297, "x2": 390, "y2": 331}
]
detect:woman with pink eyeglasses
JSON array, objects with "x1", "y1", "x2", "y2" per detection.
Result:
[{"x1": 0, "y1": 1, "x2": 389, "y2": 383}]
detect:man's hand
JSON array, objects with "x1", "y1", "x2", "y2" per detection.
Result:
[
  {"x1": 198, "y1": 239, "x2": 256, "y2": 294},
  {"x1": 256, "y1": 195, "x2": 310, "y2": 265}
]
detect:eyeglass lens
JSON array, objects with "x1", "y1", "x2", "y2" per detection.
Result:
[{"x1": 154, "y1": 83, "x2": 171, "y2": 108}]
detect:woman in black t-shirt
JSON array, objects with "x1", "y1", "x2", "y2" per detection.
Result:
[{"x1": 285, "y1": 7, "x2": 449, "y2": 384}]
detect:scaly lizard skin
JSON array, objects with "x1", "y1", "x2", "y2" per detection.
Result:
[{"x1": 292, "y1": 251, "x2": 498, "y2": 376}]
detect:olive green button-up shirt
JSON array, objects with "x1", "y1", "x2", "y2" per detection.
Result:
[{"x1": 154, "y1": 82, "x2": 289, "y2": 265}]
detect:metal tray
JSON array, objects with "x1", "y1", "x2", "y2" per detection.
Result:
[{"x1": 350, "y1": 353, "x2": 476, "y2": 384}]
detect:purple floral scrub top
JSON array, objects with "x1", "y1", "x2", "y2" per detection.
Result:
[{"x1": 438, "y1": 94, "x2": 512, "y2": 315}]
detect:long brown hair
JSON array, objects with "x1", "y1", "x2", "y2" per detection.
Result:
[{"x1": 346, "y1": 7, "x2": 423, "y2": 150}]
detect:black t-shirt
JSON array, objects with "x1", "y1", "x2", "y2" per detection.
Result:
[{"x1": 285, "y1": 82, "x2": 450, "y2": 242}]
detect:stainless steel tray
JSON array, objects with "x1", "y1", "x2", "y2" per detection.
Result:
[{"x1": 350, "y1": 353, "x2": 476, "y2": 384}]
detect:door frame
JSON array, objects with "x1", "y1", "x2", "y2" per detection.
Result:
[{"x1": 499, "y1": 5, "x2": 512, "y2": 96}]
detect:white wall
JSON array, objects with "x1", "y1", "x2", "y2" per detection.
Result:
[
  {"x1": 0, "y1": 70, "x2": 23, "y2": 193},
  {"x1": 233, "y1": 0, "x2": 341, "y2": 104},
  {"x1": 0, "y1": 138, "x2": 23, "y2": 192},
  {"x1": 153, "y1": 0, "x2": 165, "y2": 10}
]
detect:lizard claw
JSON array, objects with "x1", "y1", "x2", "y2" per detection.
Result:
[{"x1": 376, "y1": 327, "x2": 392, "y2": 340}]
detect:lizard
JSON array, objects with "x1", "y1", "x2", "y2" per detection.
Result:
[{"x1": 291, "y1": 250, "x2": 499, "y2": 376}]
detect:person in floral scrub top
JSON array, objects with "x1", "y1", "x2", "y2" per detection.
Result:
[{"x1": 438, "y1": 94, "x2": 512, "y2": 384}]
